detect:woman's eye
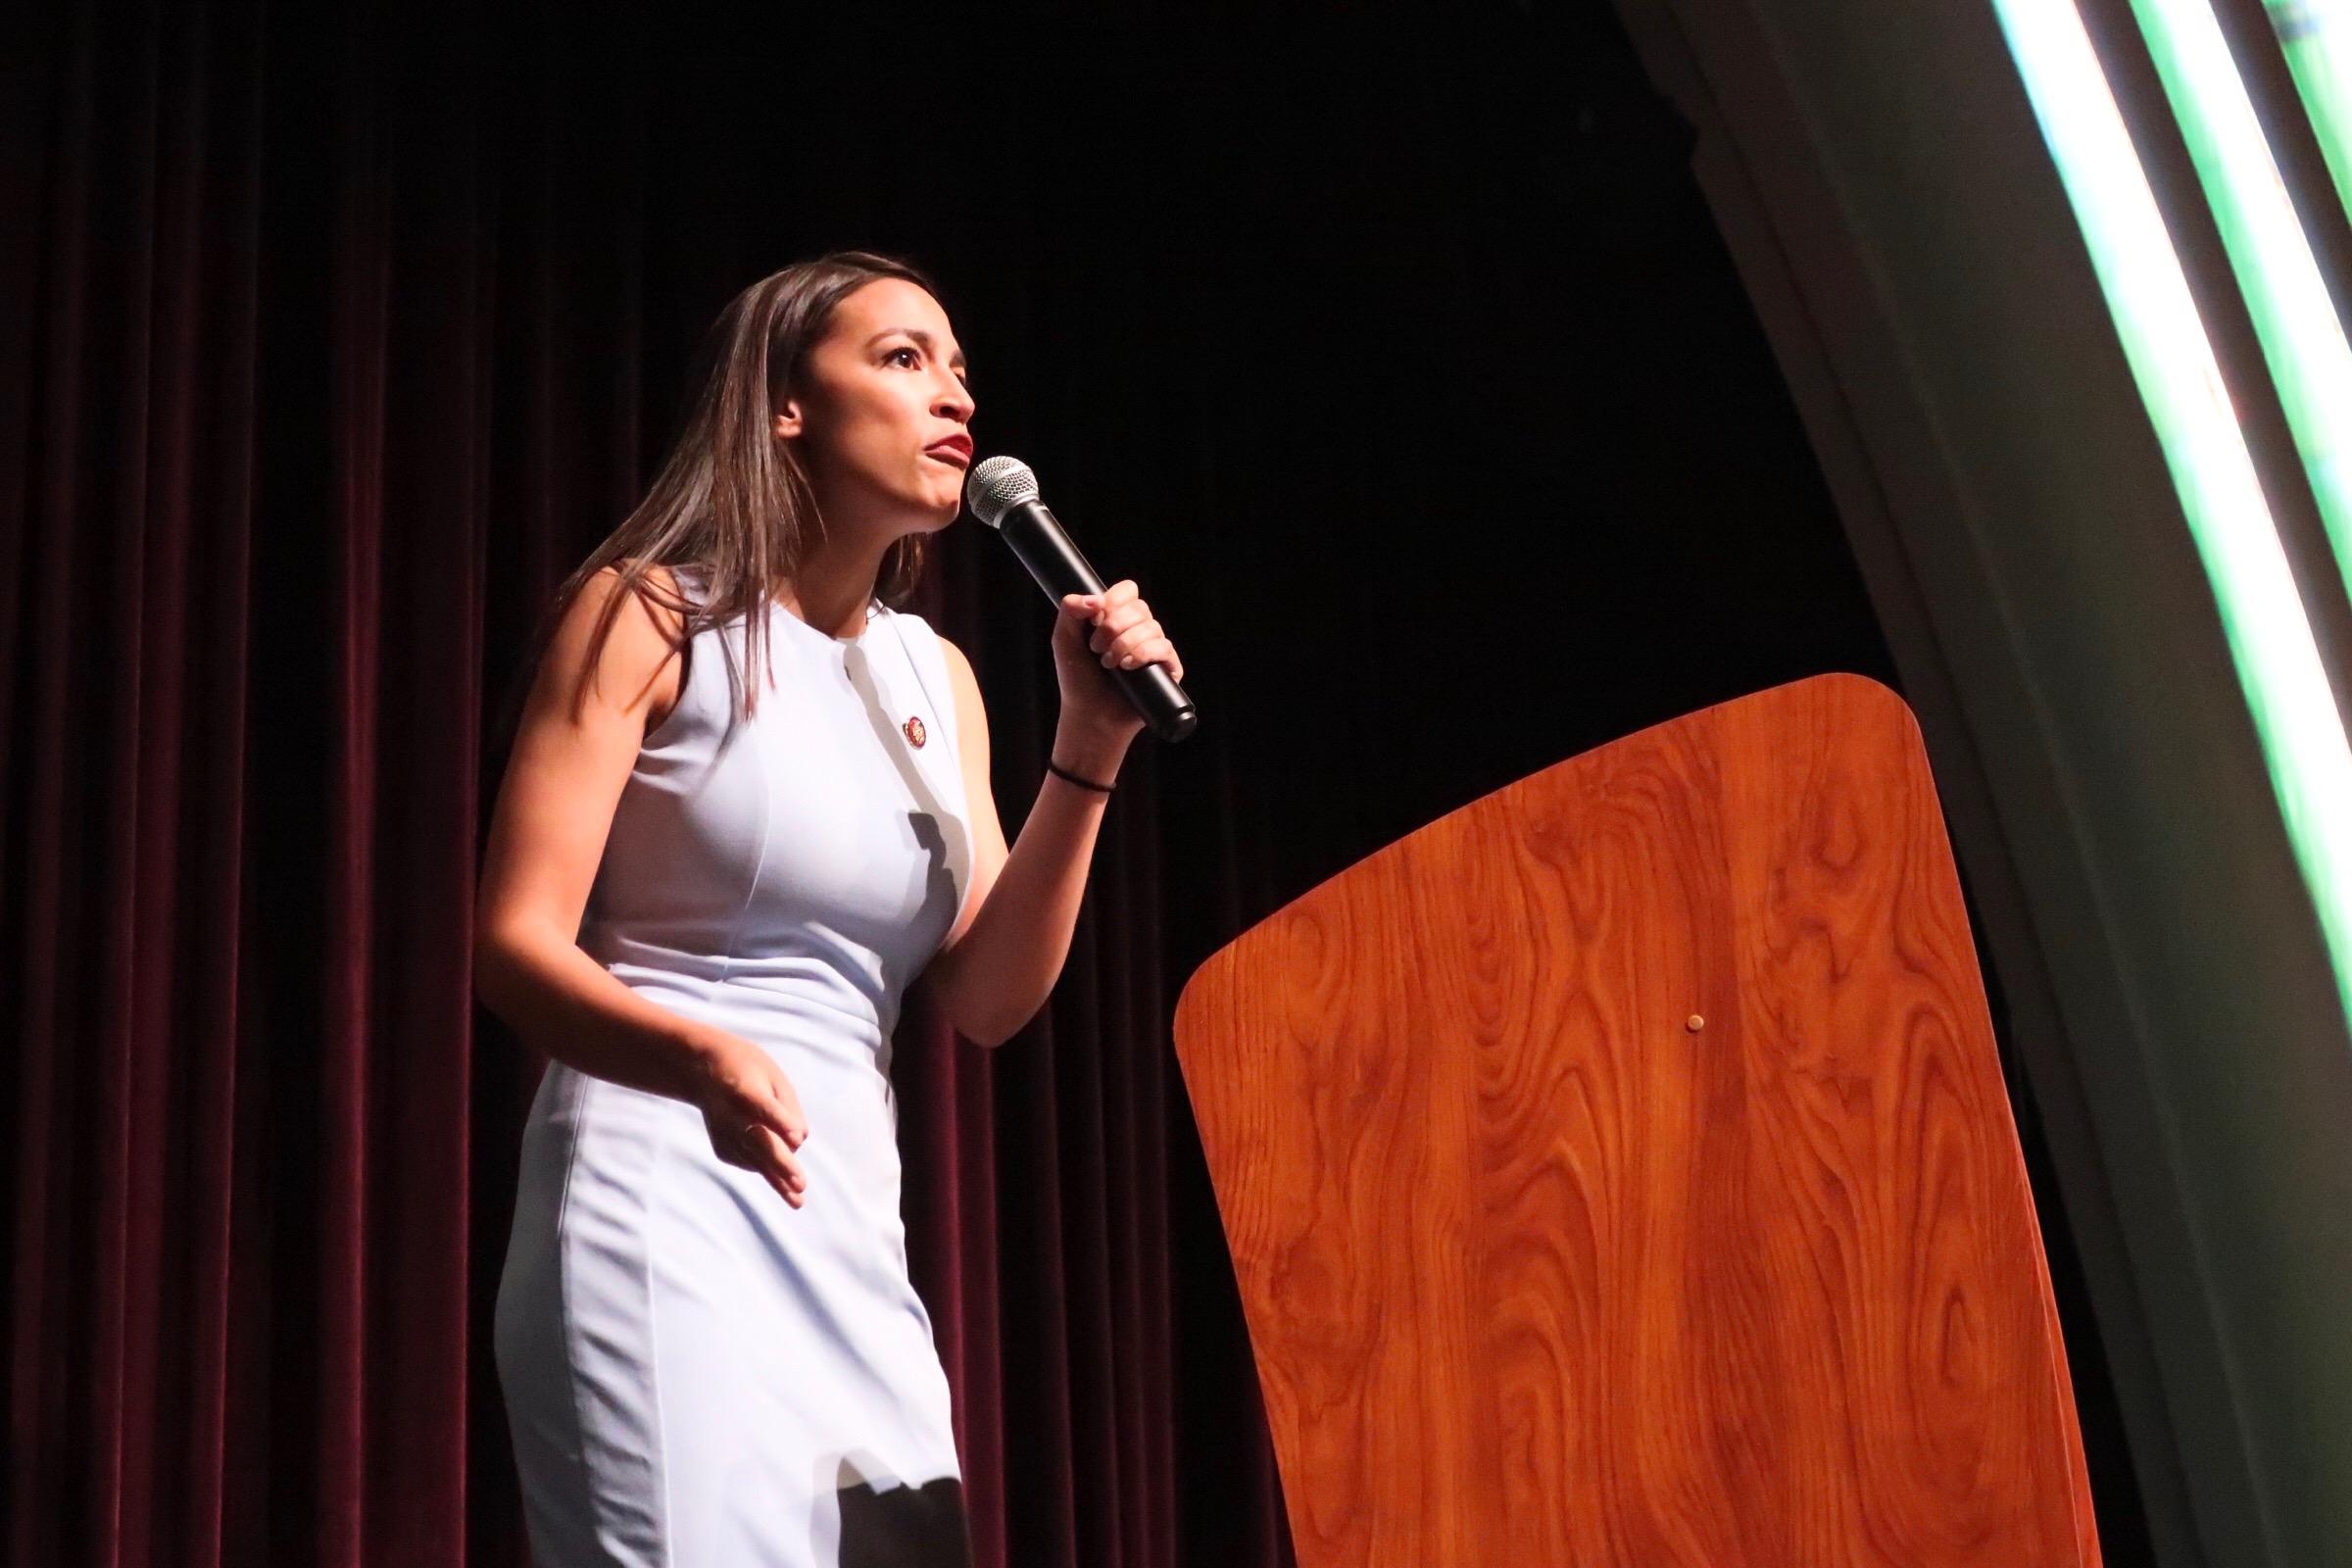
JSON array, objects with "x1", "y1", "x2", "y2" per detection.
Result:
[{"x1": 885, "y1": 345, "x2": 968, "y2": 391}]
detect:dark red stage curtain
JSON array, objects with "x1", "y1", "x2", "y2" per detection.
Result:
[{"x1": 0, "y1": 3, "x2": 1293, "y2": 1564}]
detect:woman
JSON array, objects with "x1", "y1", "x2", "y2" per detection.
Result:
[{"x1": 475, "y1": 250, "x2": 1183, "y2": 1567}]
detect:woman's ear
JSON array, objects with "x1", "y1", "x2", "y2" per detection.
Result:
[{"x1": 771, "y1": 402, "x2": 802, "y2": 440}]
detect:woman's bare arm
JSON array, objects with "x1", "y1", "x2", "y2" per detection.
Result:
[
  {"x1": 471, "y1": 564, "x2": 718, "y2": 1099},
  {"x1": 917, "y1": 633, "x2": 1127, "y2": 1048}
]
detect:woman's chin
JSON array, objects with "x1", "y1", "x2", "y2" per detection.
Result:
[{"x1": 867, "y1": 486, "x2": 960, "y2": 532}]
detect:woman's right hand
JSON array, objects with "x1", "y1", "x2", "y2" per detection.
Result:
[{"x1": 690, "y1": 1031, "x2": 812, "y2": 1207}]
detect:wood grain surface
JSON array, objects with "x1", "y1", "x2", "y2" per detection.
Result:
[{"x1": 1171, "y1": 673, "x2": 2099, "y2": 1567}]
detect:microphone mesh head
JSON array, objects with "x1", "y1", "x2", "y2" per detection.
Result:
[{"x1": 965, "y1": 455, "x2": 1038, "y2": 528}]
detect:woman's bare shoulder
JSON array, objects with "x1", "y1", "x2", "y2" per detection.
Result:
[{"x1": 547, "y1": 560, "x2": 692, "y2": 730}]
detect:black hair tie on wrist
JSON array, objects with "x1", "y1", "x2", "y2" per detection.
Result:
[{"x1": 1047, "y1": 757, "x2": 1115, "y2": 793}]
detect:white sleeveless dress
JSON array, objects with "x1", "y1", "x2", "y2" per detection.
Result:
[{"x1": 495, "y1": 564, "x2": 977, "y2": 1567}]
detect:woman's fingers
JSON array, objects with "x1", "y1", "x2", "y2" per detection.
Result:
[
  {"x1": 751, "y1": 1066, "x2": 809, "y2": 1203},
  {"x1": 1089, "y1": 613, "x2": 1144, "y2": 654},
  {"x1": 1085, "y1": 601, "x2": 1148, "y2": 648},
  {"x1": 1096, "y1": 618, "x2": 1177, "y2": 675},
  {"x1": 744, "y1": 1119, "x2": 805, "y2": 1185},
  {"x1": 765, "y1": 1089, "x2": 808, "y2": 1151},
  {"x1": 739, "y1": 1079, "x2": 810, "y2": 1195},
  {"x1": 1069, "y1": 583, "x2": 1139, "y2": 635},
  {"x1": 1083, "y1": 597, "x2": 1169, "y2": 664},
  {"x1": 745, "y1": 1123, "x2": 808, "y2": 1206},
  {"x1": 1102, "y1": 621, "x2": 1162, "y2": 665},
  {"x1": 1064, "y1": 580, "x2": 1186, "y2": 677},
  {"x1": 693, "y1": 1040, "x2": 816, "y2": 1207}
]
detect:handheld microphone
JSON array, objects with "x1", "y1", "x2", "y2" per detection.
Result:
[{"x1": 963, "y1": 455, "x2": 1199, "y2": 743}]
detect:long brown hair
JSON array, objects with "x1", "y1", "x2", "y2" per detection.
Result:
[{"x1": 527, "y1": 249, "x2": 950, "y2": 735}]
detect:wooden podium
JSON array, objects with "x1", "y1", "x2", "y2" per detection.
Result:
[{"x1": 1172, "y1": 673, "x2": 2101, "y2": 1566}]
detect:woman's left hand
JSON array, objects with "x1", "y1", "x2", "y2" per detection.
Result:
[{"x1": 1053, "y1": 579, "x2": 1184, "y2": 743}]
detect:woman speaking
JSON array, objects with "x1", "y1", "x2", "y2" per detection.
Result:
[{"x1": 473, "y1": 250, "x2": 1183, "y2": 1566}]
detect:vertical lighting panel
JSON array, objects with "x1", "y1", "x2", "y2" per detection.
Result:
[
  {"x1": 1990, "y1": 0, "x2": 2352, "y2": 1027},
  {"x1": 2136, "y1": 0, "x2": 2352, "y2": 601}
]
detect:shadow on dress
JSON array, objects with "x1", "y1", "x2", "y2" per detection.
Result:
[
  {"x1": 830, "y1": 1456, "x2": 974, "y2": 1568},
  {"x1": 841, "y1": 636, "x2": 973, "y2": 1082}
]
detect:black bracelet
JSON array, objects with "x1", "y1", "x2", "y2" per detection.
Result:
[{"x1": 1047, "y1": 757, "x2": 1115, "y2": 793}]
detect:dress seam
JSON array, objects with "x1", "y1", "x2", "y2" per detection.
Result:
[
  {"x1": 549, "y1": 1072, "x2": 616, "y2": 1561},
  {"x1": 710, "y1": 612, "x2": 777, "y2": 995},
  {"x1": 644, "y1": 1127, "x2": 679, "y2": 1568}
]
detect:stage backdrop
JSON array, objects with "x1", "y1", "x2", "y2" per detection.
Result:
[{"x1": 0, "y1": 1, "x2": 2149, "y2": 1564}]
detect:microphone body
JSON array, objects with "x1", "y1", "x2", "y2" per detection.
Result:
[{"x1": 991, "y1": 493, "x2": 1199, "y2": 743}]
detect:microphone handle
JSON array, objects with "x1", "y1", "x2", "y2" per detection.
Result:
[{"x1": 999, "y1": 499, "x2": 1199, "y2": 743}]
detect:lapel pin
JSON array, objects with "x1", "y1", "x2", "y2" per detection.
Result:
[{"x1": 903, "y1": 715, "x2": 927, "y2": 748}]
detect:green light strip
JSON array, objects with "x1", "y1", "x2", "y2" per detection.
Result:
[
  {"x1": 2139, "y1": 0, "x2": 2352, "y2": 604},
  {"x1": 1991, "y1": 0, "x2": 2352, "y2": 1028},
  {"x1": 2264, "y1": 2, "x2": 2352, "y2": 218}
]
